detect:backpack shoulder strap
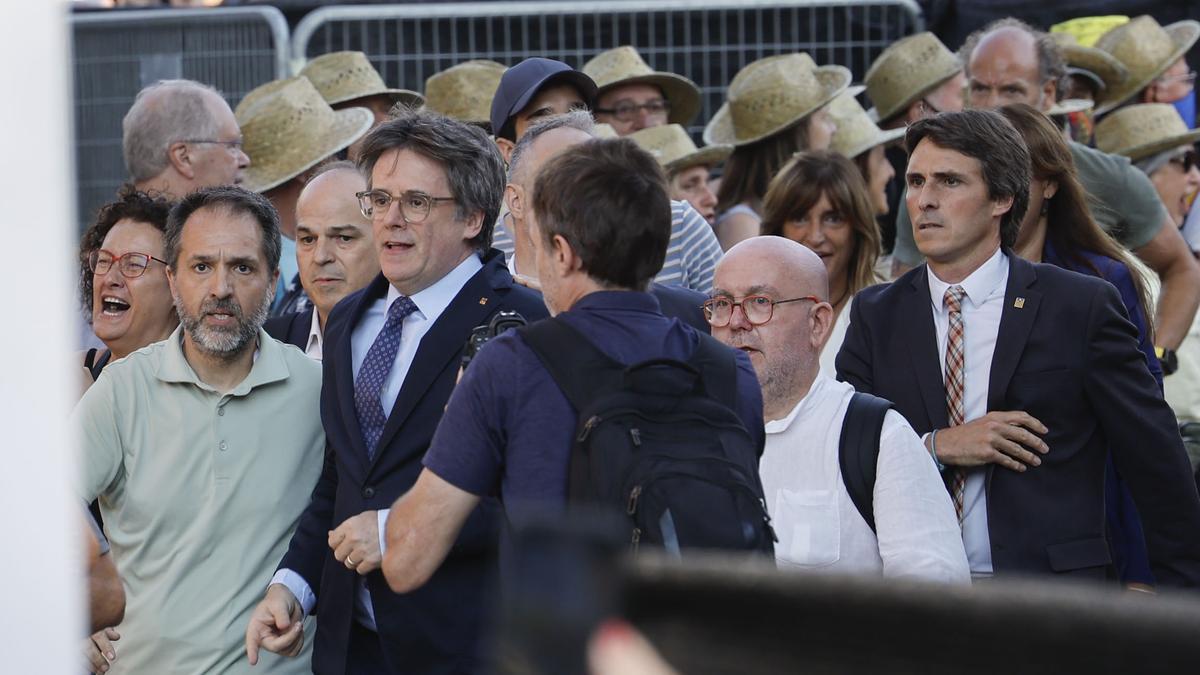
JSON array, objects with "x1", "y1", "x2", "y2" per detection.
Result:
[
  {"x1": 838, "y1": 391, "x2": 894, "y2": 534},
  {"x1": 517, "y1": 318, "x2": 622, "y2": 412},
  {"x1": 683, "y1": 334, "x2": 739, "y2": 410}
]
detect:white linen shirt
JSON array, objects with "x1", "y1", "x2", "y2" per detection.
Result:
[
  {"x1": 925, "y1": 247, "x2": 1009, "y2": 576},
  {"x1": 762, "y1": 374, "x2": 970, "y2": 583}
]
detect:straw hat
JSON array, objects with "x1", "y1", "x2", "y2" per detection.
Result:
[
  {"x1": 424, "y1": 60, "x2": 506, "y2": 125},
  {"x1": 628, "y1": 124, "x2": 732, "y2": 174},
  {"x1": 1046, "y1": 98, "x2": 1095, "y2": 116},
  {"x1": 1050, "y1": 32, "x2": 1128, "y2": 94},
  {"x1": 1095, "y1": 103, "x2": 1200, "y2": 161},
  {"x1": 300, "y1": 51, "x2": 424, "y2": 109},
  {"x1": 827, "y1": 86, "x2": 905, "y2": 160},
  {"x1": 234, "y1": 77, "x2": 373, "y2": 193},
  {"x1": 593, "y1": 123, "x2": 619, "y2": 139},
  {"x1": 583, "y1": 46, "x2": 702, "y2": 126},
  {"x1": 1094, "y1": 16, "x2": 1200, "y2": 115},
  {"x1": 865, "y1": 32, "x2": 962, "y2": 123},
  {"x1": 702, "y1": 53, "x2": 850, "y2": 147}
]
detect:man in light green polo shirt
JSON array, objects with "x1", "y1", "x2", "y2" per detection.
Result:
[
  {"x1": 887, "y1": 18, "x2": 1200, "y2": 361},
  {"x1": 75, "y1": 186, "x2": 324, "y2": 674}
]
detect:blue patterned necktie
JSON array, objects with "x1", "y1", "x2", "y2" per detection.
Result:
[{"x1": 354, "y1": 295, "x2": 419, "y2": 458}]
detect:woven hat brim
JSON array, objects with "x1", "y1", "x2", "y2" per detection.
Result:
[
  {"x1": 703, "y1": 65, "x2": 852, "y2": 147},
  {"x1": 664, "y1": 144, "x2": 734, "y2": 173},
  {"x1": 869, "y1": 63, "x2": 961, "y2": 124},
  {"x1": 1117, "y1": 129, "x2": 1200, "y2": 162},
  {"x1": 837, "y1": 126, "x2": 907, "y2": 162},
  {"x1": 1061, "y1": 45, "x2": 1128, "y2": 91},
  {"x1": 1046, "y1": 98, "x2": 1095, "y2": 116},
  {"x1": 242, "y1": 107, "x2": 374, "y2": 194},
  {"x1": 326, "y1": 87, "x2": 425, "y2": 109},
  {"x1": 596, "y1": 72, "x2": 703, "y2": 126},
  {"x1": 1095, "y1": 21, "x2": 1200, "y2": 116}
]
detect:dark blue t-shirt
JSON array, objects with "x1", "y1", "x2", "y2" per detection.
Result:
[{"x1": 423, "y1": 290, "x2": 765, "y2": 515}]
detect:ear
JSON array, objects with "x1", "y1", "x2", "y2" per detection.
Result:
[
  {"x1": 461, "y1": 209, "x2": 484, "y2": 243},
  {"x1": 1042, "y1": 79, "x2": 1058, "y2": 111},
  {"x1": 1043, "y1": 180, "x2": 1059, "y2": 201},
  {"x1": 809, "y1": 301, "x2": 836, "y2": 351},
  {"x1": 904, "y1": 99, "x2": 926, "y2": 124},
  {"x1": 991, "y1": 194, "x2": 1015, "y2": 220},
  {"x1": 167, "y1": 141, "x2": 195, "y2": 179},
  {"x1": 550, "y1": 233, "x2": 578, "y2": 278},
  {"x1": 165, "y1": 265, "x2": 178, "y2": 296},
  {"x1": 504, "y1": 183, "x2": 525, "y2": 223},
  {"x1": 495, "y1": 137, "x2": 515, "y2": 164}
]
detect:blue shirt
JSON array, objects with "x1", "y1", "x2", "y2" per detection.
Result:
[{"x1": 424, "y1": 290, "x2": 764, "y2": 514}]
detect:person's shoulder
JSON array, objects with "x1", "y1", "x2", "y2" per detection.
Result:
[
  {"x1": 853, "y1": 271, "x2": 911, "y2": 309},
  {"x1": 273, "y1": 339, "x2": 322, "y2": 380},
  {"x1": 103, "y1": 338, "x2": 170, "y2": 381},
  {"x1": 1069, "y1": 141, "x2": 1131, "y2": 176},
  {"x1": 264, "y1": 311, "x2": 302, "y2": 343},
  {"x1": 1030, "y1": 257, "x2": 1114, "y2": 291}
]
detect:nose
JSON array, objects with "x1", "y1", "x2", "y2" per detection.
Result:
[
  {"x1": 798, "y1": 220, "x2": 825, "y2": 247},
  {"x1": 698, "y1": 183, "x2": 717, "y2": 209},
  {"x1": 728, "y1": 302, "x2": 753, "y2": 331},
  {"x1": 236, "y1": 146, "x2": 250, "y2": 169},
  {"x1": 211, "y1": 265, "x2": 234, "y2": 299},
  {"x1": 100, "y1": 262, "x2": 126, "y2": 287},
  {"x1": 381, "y1": 198, "x2": 407, "y2": 230},
  {"x1": 313, "y1": 236, "x2": 337, "y2": 265}
]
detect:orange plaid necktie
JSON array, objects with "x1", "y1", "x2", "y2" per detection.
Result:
[{"x1": 944, "y1": 285, "x2": 968, "y2": 524}]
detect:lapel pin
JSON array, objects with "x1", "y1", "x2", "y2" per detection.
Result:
[
  {"x1": 479, "y1": 297, "x2": 488, "y2": 305},
  {"x1": 1014, "y1": 297, "x2": 1025, "y2": 309}
]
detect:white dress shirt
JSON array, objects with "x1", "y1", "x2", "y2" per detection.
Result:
[
  {"x1": 271, "y1": 253, "x2": 484, "y2": 628},
  {"x1": 926, "y1": 247, "x2": 1009, "y2": 576},
  {"x1": 304, "y1": 308, "x2": 323, "y2": 361},
  {"x1": 762, "y1": 374, "x2": 970, "y2": 583}
]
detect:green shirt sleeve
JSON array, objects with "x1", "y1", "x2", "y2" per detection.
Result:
[
  {"x1": 1070, "y1": 142, "x2": 1167, "y2": 251},
  {"x1": 892, "y1": 193, "x2": 923, "y2": 267},
  {"x1": 72, "y1": 372, "x2": 125, "y2": 503}
]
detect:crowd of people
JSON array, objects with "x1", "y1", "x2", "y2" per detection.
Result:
[{"x1": 73, "y1": 11, "x2": 1200, "y2": 674}]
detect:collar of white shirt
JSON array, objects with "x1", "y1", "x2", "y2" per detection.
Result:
[
  {"x1": 926, "y1": 246, "x2": 1008, "y2": 312},
  {"x1": 304, "y1": 308, "x2": 323, "y2": 360},
  {"x1": 764, "y1": 373, "x2": 831, "y2": 434},
  {"x1": 385, "y1": 253, "x2": 484, "y2": 323}
]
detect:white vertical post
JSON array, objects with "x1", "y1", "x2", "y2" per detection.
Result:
[{"x1": 0, "y1": 2, "x2": 82, "y2": 672}]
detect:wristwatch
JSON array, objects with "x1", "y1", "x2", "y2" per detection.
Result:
[{"x1": 1156, "y1": 346, "x2": 1179, "y2": 376}]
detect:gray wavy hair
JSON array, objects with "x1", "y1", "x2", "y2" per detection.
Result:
[{"x1": 122, "y1": 80, "x2": 225, "y2": 183}]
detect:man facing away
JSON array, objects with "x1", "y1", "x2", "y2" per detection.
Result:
[
  {"x1": 75, "y1": 186, "x2": 324, "y2": 673},
  {"x1": 712, "y1": 236, "x2": 969, "y2": 582},
  {"x1": 836, "y1": 109, "x2": 1200, "y2": 586}
]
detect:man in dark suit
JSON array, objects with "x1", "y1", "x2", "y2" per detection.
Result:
[
  {"x1": 836, "y1": 109, "x2": 1200, "y2": 586},
  {"x1": 265, "y1": 161, "x2": 380, "y2": 357},
  {"x1": 246, "y1": 110, "x2": 546, "y2": 674}
]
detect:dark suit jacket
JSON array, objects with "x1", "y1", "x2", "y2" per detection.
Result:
[
  {"x1": 836, "y1": 253, "x2": 1200, "y2": 586},
  {"x1": 265, "y1": 308, "x2": 314, "y2": 350},
  {"x1": 650, "y1": 282, "x2": 709, "y2": 333},
  {"x1": 277, "y1": 250, "x2": 548, "y2": 674}
]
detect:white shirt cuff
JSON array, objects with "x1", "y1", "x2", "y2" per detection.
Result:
[
  {"x1": 377, "y1": 509, "x2": 390, "y2": 556},
  {"x1": 270, "y1": 569, "x2": 317, "y2": 618}
]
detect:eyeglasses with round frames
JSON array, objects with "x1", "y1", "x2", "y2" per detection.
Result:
[
  {"x1": 356, "y1": 189, "x2": 457, "y2": 223},
  {"x1": 702, "y1": 294, "x2": 821, "y2": 327},
  {"x1": 89, "y1": 249, "x2": 167, "y2": 278},
  {"x1": 594, "y1": 99, "x2": 672, "y2": 122},
  {"x1": 179, "y1": 138, "x2": 245, "y2": 152}
]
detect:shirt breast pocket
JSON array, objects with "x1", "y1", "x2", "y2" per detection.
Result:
[{"x1": 776, "y1": 489, "x2": 841, "y2": 568}]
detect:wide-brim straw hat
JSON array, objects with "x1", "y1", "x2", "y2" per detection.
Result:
[
  {"x1": 300, "y1": 51, "x2": 424, "y2": 109},
  {"x1": 1046, "y1": 98, "x2": 1095, "y2": 116},
  {"x1": 1094, "y1": 16, "x2": 1200, "y2": 116},
  {"x1": 865, "y1": 32, "x2": 961, "y2": 123},
  {"x1": 703, "y1": 53, "x2": 850, "y2": 147},
  {"x1": 583, "y1": 46, "x2": 702, "y2": 126},
  {"x1": 1095, "y1": 103, "x2": 1200, "y2": 162},
  {"x1": 424, "y1": 59, "x2": 506, "y2": 126},
  {"x1": 1050, "y1": 32, "x2": 1128, "y2": 94},
  {"x1": 828, "y1": 86, "x2": 905, "y2": 160},
  {"x1": 628, "y1": 123, "x2": 732, "y2": 174},
  {"x1": 235, "y1": 77, "x2": 373, "y2": 193},
  {"x1": 593, "y1": 123, "x2": 620, "y2": 139}
]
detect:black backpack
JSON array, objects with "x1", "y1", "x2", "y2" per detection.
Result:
[
  {"x1": 519, "y1": 317, "x2": 776, "y2": 556},
  {"x1": 838, "y1": 392, "x2": 894, "y2": 533}
]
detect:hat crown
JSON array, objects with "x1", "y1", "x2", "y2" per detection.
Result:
[
  {"x1": 628, "y1": 124, "x2": 700, "y2": 166},
  {"x1": 424, "y1": 59, "x2": 506, "y2": 123},
  {"x1": 865, "y1": 32, "x2": 960, "y2": 122},
  {"x1": 301, "y1": 51, "x2": 391, "y2": 104},
  {"x1": 1095, "y1": 103, "x2": 1195, "y2": 159},
  {"x1": 828, "y1": 90, "x2": 893, "y2": 159},
  {"x1": 727, "y1": 54, "x2": 829, "y2": 139},
  {"x1": 1096, "y1": 16, "x2": 1179, "y2": 76},
  {"x1": 583, "y1": 46, "x2": 656, "y2": 88}
]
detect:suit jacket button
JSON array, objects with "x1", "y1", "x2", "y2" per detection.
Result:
[{"x1": 362, "y1": 486, "x2": 375, "y2": 499}]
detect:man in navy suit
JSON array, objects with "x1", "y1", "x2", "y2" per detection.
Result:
[
  {"x1": 246, "y1": 109, "x2": 547, "y2": 674},
  {"x1": 836, "y1": 109, "x2": 1200, "y2": 586},
  {"x1": 265, "y1": 161, "x2": 381, "y2": 358}
]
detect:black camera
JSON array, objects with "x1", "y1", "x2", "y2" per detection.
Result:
[{"x1": 461, "y1": 310, "x2": 529, "y2": 370}]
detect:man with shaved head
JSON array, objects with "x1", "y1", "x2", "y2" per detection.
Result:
[{"x1": 711, "y1": 236, "x2": 968, "y2": 582}]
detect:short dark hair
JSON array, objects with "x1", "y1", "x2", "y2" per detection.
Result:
[
  {"x1": 79, "y1": 185, "x2": 174, "y2": 313},
  {"x1": 905, "y1": 110, "x2": 1030, "y2": 248},
  {"x1": 531, "y1": 138, "x2": 671, "y2": 290},
  {"x1": 165, "y1": 185, "x2": 282, "y2": 274},
  {"x1": 356, "y1": 107, "x2": 505, "y2": 252}
]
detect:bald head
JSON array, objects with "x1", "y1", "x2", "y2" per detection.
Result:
[
  {"x1": 719, "y1": 236, "x2": 830, "y2": 301},
  {"x1": 963, "y1": 19, "x2": 1064, "y2": 112}
]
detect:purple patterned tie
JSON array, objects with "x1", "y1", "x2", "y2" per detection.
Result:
[
  {"x1": 354, "y1": 296, "x2": 418, "y2": 458},
  {"x1": 944, "y1": 285, "x2": 968, "y2": 524}
]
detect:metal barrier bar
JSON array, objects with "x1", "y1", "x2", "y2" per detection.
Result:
[
  {"x1": 292, "y1": 1, "x2": 924, "y2": 136},
  {"x1": 71, "y1": 7, "x2": 289, "y2": 231}
]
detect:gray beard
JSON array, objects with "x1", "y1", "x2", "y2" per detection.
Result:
[{"x1": 174, "y1": 285, "x2": 272, "y2": 361}]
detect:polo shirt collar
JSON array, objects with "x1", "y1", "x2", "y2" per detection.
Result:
[
  {"x1": 572, "y1": 289, "x2": 662, "y2": 314},
  {"x1": 155, "y1": 324, "x2": 291, "y2": 395}
]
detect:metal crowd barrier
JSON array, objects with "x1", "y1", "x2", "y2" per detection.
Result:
[
  {"x1": 292, "y1": 0, "x2": 924, "y2": 136},
  {"x1": 71, "y1": 7, "x2": 289, "y2": 231}
]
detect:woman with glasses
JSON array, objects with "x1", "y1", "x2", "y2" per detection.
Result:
[
  {"x1": 1000, "y1": 103, "x2": 1161, "y2": 592},
  {"x1": 77, "y1": 188, "x2": 177, "y2": 393},
  {"x1": 759, "y1": 151, "x2": 881, "y2": 377}
]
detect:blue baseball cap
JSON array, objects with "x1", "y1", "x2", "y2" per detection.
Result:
[{"x1": 490, "y1": 57, "x2": 598, "y2": 141}]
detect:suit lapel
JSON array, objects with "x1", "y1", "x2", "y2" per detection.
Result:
[
  {"x1": 367, "y1": 256, "x2": 512, "y2": 474},
  {"x1": 903, "y1": 267, "x2": 951, "y2": 431},
  {"x1": 986, "y1": 255, "x2": 1041, "y2": 413},
  {"x1": 337, "y1": 275, "x2": 392, "y2": 463}
]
